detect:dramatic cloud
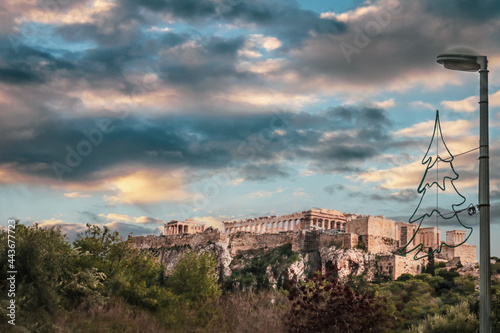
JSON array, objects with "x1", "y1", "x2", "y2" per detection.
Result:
[
  {"x1": 2, "y1": 0, "x2": 500, "y2": 255},
  {"x1": 0, "y1": 106, "x2": 394, "y2": 193}
]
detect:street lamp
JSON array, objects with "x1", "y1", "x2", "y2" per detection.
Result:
[{"x1": 437, "y1": 48, "x2": 490, "y2": 333}]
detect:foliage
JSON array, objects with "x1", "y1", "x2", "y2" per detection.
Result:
[
  {"x1": 375, "y1": 274, "x2": 441, "y2": 331},
  {"x1": 285, "y1": 266, "x2": 388, "y2": 333},
  {"x1": 0, "y1": 222, "x2": 491, "y2": 333},
  {"x1": 374, "y1": 271, "x2": 479, "y2": 332},
  {"x1": 225, "y1": 243, "x2": 299, "y2": 291},
  {"x1": 422, "y1": 249, "x2": 435, "y2": 275},
  {"x1": 73, "y1": 224, "x2": 174, "y2": 311},
  {"x1": 406, "y1": 302, "x2": 478, "y2": 333},
  {"x1": 0, "y1": 223, "x2": 105, "y2": 332},
  {"x1": 493, "y1": 285, "x2": 500, "y2": 333},
  {"x1": 167, "y1": 251, "x2": 221, "y2": 304}
]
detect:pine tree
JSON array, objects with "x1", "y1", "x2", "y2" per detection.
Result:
[{"x1": 400, "y1": 110, "x2": 473, "y2": 260}]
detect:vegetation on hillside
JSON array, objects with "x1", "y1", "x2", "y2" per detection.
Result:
[{"x1": 0, "y1": 223, "x2": 498, "y2": 332}]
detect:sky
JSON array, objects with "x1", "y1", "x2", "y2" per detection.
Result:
[{"x1": 1, "y1": 0, "x2": 500, "y2": 257}]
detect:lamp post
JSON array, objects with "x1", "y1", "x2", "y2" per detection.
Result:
[{"x1": 437, "y1": 48, "x2": 490, "y2": 333}]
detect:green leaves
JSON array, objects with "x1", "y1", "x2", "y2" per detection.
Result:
[{"x1": 167, "y1": 251, "x2": 221, "y2": 304}]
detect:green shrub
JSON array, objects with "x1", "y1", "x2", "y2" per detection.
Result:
[{"x1": 406, "y1": 301, "x2": 478, "y2": 333}]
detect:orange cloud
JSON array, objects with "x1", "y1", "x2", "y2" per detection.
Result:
[
  {"x1": 104, "y1": 169, "x2": 191, "y2": 205},
  {"x1": 20, "y1": 0, "x2": 116, "y2": 25},
  {"x1": 0, "y1": 164, "x2": 192, "y2": 205}
]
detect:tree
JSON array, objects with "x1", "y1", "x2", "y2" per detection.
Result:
[
  {"x1": 0, "y1": 223, "x2": 104, "y2": 332},
  {"x1": 401, "y1": 110, "x2": 472, "y2": 260},
  {"x1": 167, "y1": 251, "x2": 221, "y2": 304},
  {"x1": 285, "y1": 266, "x2": 388, "y2": 333},
  {"x1": 406, "y1": 301, "x2": 478, "y2": 333},
  {"x1": 73, "y1": 224, "x2": 173, "y2": 310},
  {"x1": 423, "y1": 248, "x2": 435, "y2": 275}
]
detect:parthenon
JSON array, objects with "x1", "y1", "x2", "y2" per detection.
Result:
[{"x1": 222, "y1": 208, "x2": 347, "y2": 234}]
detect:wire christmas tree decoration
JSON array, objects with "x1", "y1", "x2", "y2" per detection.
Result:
[{"x1": 399, "y1": 110, "x2": 474, "y2": 260}]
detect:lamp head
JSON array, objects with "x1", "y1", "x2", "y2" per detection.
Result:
[{"x1": 436, "y1": 46, "x2": 485, "y2": 72}]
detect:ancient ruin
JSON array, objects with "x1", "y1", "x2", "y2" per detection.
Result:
[
  {"x1": 153, "y1": 207, "x2": 477, "y2": 280},
  {"x1": 163, "y1": 219, "x2": 205, "y2": 235},
  {"x1": 222, "y1": 208, "x2": 346, "y2": 234}
]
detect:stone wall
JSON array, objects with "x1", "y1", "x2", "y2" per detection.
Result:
[
  {"x1": 359, "y1": 235, "x2": 399, "y2": 253},
  {"x1": 133, "y1": 230, "x2": 225, "y2": 249},
  {"x1": 133, "y1": 227, "x2": 467, "y2": 281},
  {"x1": 228, "y1": 231, "x2": 300, "y2": 255},
  {"x1": 439, "y1": 244, "x2": 477, "y2": 264},
  {"x1": 347, "y1": 215, "x2": 396, "y2": 240},
  {"x1": 377, "y1": 254, "x2": 427, "y2": 279},
  {"x1": 318, "y1": 233, "x2": 358, "y2": 249}
]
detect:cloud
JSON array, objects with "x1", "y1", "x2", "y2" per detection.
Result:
[
  {"x1": 0, "y1": 105, "x2": 398, "y2": 192},
  {"x1": 192, "y1": 216, "x2": 223, "y2": 230},
  {"x1": 35, "y1": 219, "x2": 88, "y2": 241},
  {"x1": 245, "y1": 187, "x2": 286, "y2": 199},
  {"x1": 441, "y1": 96, "x2": 477, "y2": 113},
  {"x1": 248, "y1": 34, "x2": 282, "y2": 51},
  {"x1": 104, "y1": 169, "x2": 191, "y2": 205},
  {"x1": 371, "y1": 98, "x2": 395, "y2": 109},
  {"x1": 394, "y1": 119, "x2": 474, "y2": 138},
  {"x1": 103, "y1": 221, "x2": 160, "y2": 237},
  {"x1": 290, "y1": 0, "x2": 500, "y2": 93},
  {"x1": 99, "y1": 213, "x2": 132, "y2": 222},
  {"x1": 324, "y1": 184, "x2": 345, "y2": 195},
  {"x1": 442, "y1": 90, "x2": 500, "y2": 113},
  {"x1": 148, "y1": 26, "x2": 170, "y2": 32},
  {"x1": 64, "y1": 192, "x2": 92, "y2": 198},
  {"x1": 356, "y1": 160, "x2": 424, "y2": 190},
  {"x1": 410, "y1": 101, "x2": 435, "y2": 110}
]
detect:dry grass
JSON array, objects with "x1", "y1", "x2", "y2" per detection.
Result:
[
  {"x1": 54, "y1": 301, "x2": 167, "y2": 333},
  {"x1": 205, "y1": 290, "x2": 290, "y2": 333},
  {"x1": 24, "y1": 291, "x2": 290, "y2": 333}
]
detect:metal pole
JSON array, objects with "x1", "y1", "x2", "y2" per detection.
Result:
[{"x1": 478, "y1": 55, "x2": 491, "y2": 333}]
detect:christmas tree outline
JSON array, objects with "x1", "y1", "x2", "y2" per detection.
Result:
[{"x1": 400, "y1": 110, "x2": 473, "y2": 260}]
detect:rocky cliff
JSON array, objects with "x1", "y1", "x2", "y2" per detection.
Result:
[{"x1": 133, "y1": 230, "x2": 424, "y2": 288}]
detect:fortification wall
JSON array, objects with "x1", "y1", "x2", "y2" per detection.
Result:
[
  {"x1": 359, "y1": 235, "x2": 399, "y2": 253},
  {"x1": 133, "y1": 230, "x2": 225, "y2": 249},
  {"x1": 377, "y1": 254, "x2": 427, "y2": 279},
  {"x1": 228, "y1": 231, "x2": 299, "y2": 255},
  {"x1": 319, "y1": 233, "x2": 358, "y2": 249},
  {"x1": 347, "y1": 215, "x2": 395, "y2": 240},
  {"x1": 439, "y1": 244, "x2": 477, "y2": 264}
]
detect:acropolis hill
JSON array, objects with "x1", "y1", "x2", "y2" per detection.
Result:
[{"x1": 135, "y1": 208, "x2": 477, "y2": 281}]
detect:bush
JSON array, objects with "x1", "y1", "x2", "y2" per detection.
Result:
[
  {"x1": 285, "y1": 266, "x2": 388, "y2": 333},
  {"x1": 0, "y1": 223, "x2": 104, "y2": 332},
  {"x1": 406, "y1": 301, "x2": 478, "y2": 333},
  {"x1": 167, "y1": 251, "x2": 221, "y2": 304}
]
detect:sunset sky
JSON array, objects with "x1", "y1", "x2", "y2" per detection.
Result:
[{"x1": 1, "y1": 0, "x2": 500, "y2": 256}]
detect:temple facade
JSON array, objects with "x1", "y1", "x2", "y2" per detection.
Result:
[
  {"x1": 163, "y1": 219, "x2": 205, "y2": 235},
  {"x1": 222, "y1": 208, "x2": 347, "y2": 234}
]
